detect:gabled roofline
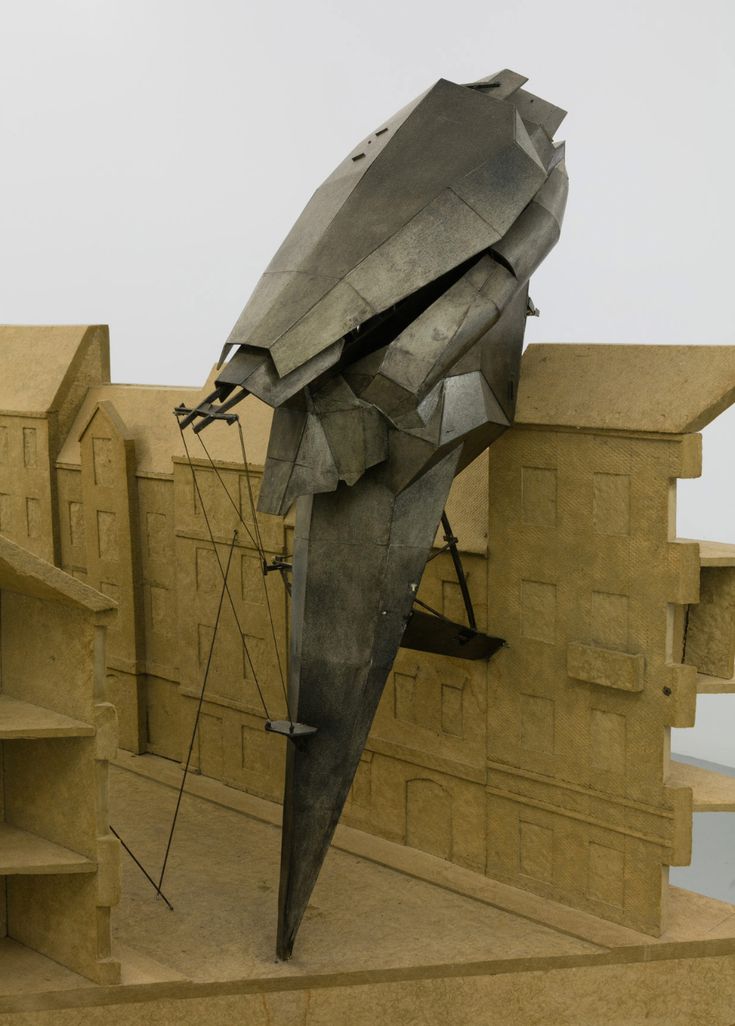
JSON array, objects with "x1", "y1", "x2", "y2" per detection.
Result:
[
  {"x1": 0, "y1": 534, "x2": 116, "y2": 617},
  {"x1": 77, "y1": 399, "x2": 134, "y2": 444}
]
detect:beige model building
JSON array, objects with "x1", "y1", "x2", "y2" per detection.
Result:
[
  {"x1": 0, "y1": 326, "x2": 109, "y2": 565},
  {"x1": 2, "y1": 325, "x2": 735, "y2": 1024},
  {"x1": 0, "y1": 532, "x2": 120, "y2": 984}
]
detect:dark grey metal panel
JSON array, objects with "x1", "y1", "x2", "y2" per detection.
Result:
[
  {"x1": 510, "y1": 87, "x2": 567, "y2": 136},
  {"x1": 214, "y1": 74, "x2": 568, "y2": 417},
  {"x1": 266, "y1": 85, "x2": 432, "y2": 278},
  {"x1": 532, "y1": 161, "x2": 569, "y2": 228},
  {"x1": 277, "y1": 423, "x2": 340, "y2": 517},
  {"x1": 238, "y1": 339, "x2": 345, "y2": 407},
  {"x1": 226, "y1": 88, "x2": 432, "y2": 353},
  {"x1": 214, "y1": 346, "x2": 268, "y2": 387},
  {"x1": 276, "y1": 448, "x2": 461, "y2": 960},
  {"x1": 384, "y1": 431, "x2": 441, "y2": 495},
  {"x1": 270, "y1": 280, "x2": 375, "y2": 377},
  {"x1": 491, "y1": 200, "x2": 561, "y2": 285},
  {"x1": 343, "y1": 189, "x2": 498, "y2": 316},
  {"x1": 353, "y1": 369, "x2": 416, "y2": 420},
  {"x1": 523, "y1": 122, "x2": 556, "y2": 172},
  {"x1": 262, "y1": 402, "x2": 307, "y2": 462},
  {"x1": 288, "y1": 79, "x2": 514, "y2": 280},
  {"x1": 477, "y1": 283, "x2": 530, "y2": 423},
  {"x1": 226, "y1": 77, "x2": 554, "y2": 376},
  {"x1": 365, "y1": 262, "x2": 495, "y2": 407},
  {"x1": 258, "y1": 456, "x2": 296, "y2": 515},
  {"x1": 313, "y1": 378, "x2": 389, "y2": 487},
  {"x1": 439, "y1": 372, "x2": 509, "y2": 446},
  {"x1": 226, "y1": 270, "x2": 338, "y2": 350},
  {"x1": 341, "y1": 345, "x2": 387, "y2": 397},
  {"x1": 451, "y1": 121, "x2": 546, "y2": 235}
]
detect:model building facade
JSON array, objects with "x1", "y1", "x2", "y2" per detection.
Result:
[{"x1": 2, "y1": 325, "x2": 735, "y2": 944}]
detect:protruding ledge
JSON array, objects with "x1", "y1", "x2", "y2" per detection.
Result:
[
  {"x1": 669, "y1": 760, "x2": 735, "y2": 812},
  {"x1": 691, "y1": 540, "x2": 735, "y2": 567},
  {"x1": 0, "y1": 824, "x2": 95, "y2": 875},
  {"x1": 567, "y1": 642, "x2": 644, "y2": 693},
  {"x1": 697, "y1": 672, "x2": 735, "y2": 694},
  {"x1": 515, "y1": 344, "x2": 735, "y2": 434},
  {"x1": 0, "y1": 695, "x2": 94, "y2": 739}
]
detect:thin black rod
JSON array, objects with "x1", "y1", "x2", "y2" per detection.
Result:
[
  {"x1": 176, "y1": 418, "x2": 272, "y2": 721},
  {"x1": 235, "y1": 418, "x2": 291, "y2": 724},
  {"x1": 192, "y1": 430, "x2": 261, "y2": 554},
  {"x1": 191, "y1": 384, "x2": 248, "y2": 433},
  {"x1": 412, "y1": 594, "x2": 470, "y2": 628},
  {"x1": 682, "y1": 604, "x2": 691, "y2": 663},
  {"x1": 234, "y1": 420, "x2": 268, "y2": 561},
  {"x1": 441, "y1": 511, "x2": 477, "y2": 631},
  {"x1": 156, "y1": 529, "x2": 237, "y2": 896},
  {"x1": 187, "y1": 415, "x2": 291, "y2": 724},
  {"x1": 426, "y1": 542, "x2": 451, "y2": 563},
  {"x1": 110, "y1": 825, "x2": 174, "y2": 911}
]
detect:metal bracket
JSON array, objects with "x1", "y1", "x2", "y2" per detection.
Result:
[
  {"x1": 174, "y1": 381, "x2": 247, "y2": 431},
  {"x1": 264, "y1": 558, "x2": 293, "y2": 575},
  {"x1": 265, "y1": 720, "x2": 318, "y2": 750},
  {"x1": 263, "y1": 555, "x2": 293, "y2": 596},
  {"x1": 402, "y1": 609, "x2": 504, "y2": 660},
  {"x1": 401, "y1": 510, "x2": 506, "y2": 661},
  {"x1": 174, "y1": 402, "x2": 239, "y2": 429}
]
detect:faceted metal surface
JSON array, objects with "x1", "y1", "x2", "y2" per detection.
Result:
[
  {"x1": 278, "y1": 449, "x2": 461, "y2": 960},
  {"x1": 191, "y1": 69, "x2": 568, "y2": 959},
  {"x1": 225, "y1": 76, "x2": 563, "y2": 379}
]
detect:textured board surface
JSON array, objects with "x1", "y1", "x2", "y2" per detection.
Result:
[
  {"x1": 0, "y1": 696, "x2": 94, "y2": 739},
  {"x1": 516, "y1": 344, "x2": 735, "y2": 433},
  {"x1": 0, "y1": 823, "x2": 94, "y2": 874}
]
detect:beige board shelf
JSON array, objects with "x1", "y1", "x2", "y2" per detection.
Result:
[
  {"x1": 669, "y1": 760, "x2": 735, "y2": 811},
  {"x1": 0, "y1": 695, "x2": 94, "y2": 739},
  {"x1": 0, "y1": 823, "x2": 95, "y2": 875},
  {"x1": 697, "y1": 672, "x2": 735, "y2": 694},
  {"x1": 686, "y1": 539, "x2": 735, "y2": 567}
]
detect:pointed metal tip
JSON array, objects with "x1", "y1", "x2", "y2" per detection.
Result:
[{"x1": 276, "y1": 931, "x2": 295, "y2": 961}]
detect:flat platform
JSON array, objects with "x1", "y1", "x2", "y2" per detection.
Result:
[
  {"x1": 2, "y1": 752, "x2": 735, "y2": 1025},
  {"x1": 0, "y1": 695, "x2": 94, "y2": 739},
  {"x1": 670, "y1": 759, "x2": 735, "y2": 811},
  {"x1": 0, "y1": 822, "x2": 95, "y2": 875}
]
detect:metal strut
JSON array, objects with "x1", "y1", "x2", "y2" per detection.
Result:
[
  {"x1": 401, "y1": 510, "x2": 505, "y2": 661},
  {"x1": 440, "y1": 511, "x2": 477, "y2": 631}
]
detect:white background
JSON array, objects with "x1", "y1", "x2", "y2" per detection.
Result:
[{"x1": 1, "y1": 0, "x2": 733, "y2": 763}]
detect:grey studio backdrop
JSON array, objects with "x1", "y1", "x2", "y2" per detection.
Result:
[{"x1": 1, "y1": 0, "x2": 733, "y2": 902}]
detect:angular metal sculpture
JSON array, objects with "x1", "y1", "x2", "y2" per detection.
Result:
[{"x1": 185, "y1": 69, "x2": 568, "y2": 959}]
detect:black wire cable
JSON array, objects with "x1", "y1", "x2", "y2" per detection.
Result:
[
  {"x1": 176, "y1": 418, "x2": 273, "y2": 721},
  {"x1": 235, "y1": 419, "x2": 290, "y2": 724},
  {"x1": 110, "y1": 825, "x2": 174, "y2": 911},
  {"x1": 190, "y1": 429, "x2": 261, "y2": 554},
  {"x1": 156, "y1": 529, "x2": 237, "y2": 897},
  {"x1": 191, "y1": 418, "x2": 291, "y2": 724}
]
